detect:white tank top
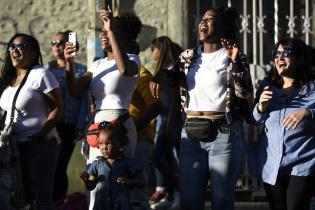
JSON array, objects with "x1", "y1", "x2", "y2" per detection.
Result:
[
  {"x1": 89, "y1": 54, "x2": 140, "y2": 110},
  {"x1": 186, "y1": 47, "x2": 228, "y2": 112}
]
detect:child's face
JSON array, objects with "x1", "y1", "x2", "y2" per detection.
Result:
[{"x1": 98, "y1": 130, "x2": 120, "y2": 159}]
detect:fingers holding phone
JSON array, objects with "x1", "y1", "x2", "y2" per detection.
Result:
[
  {"x1": 64, "y1": 42, "x2": 76, "y2": 62},
  {"x1": 258, "y1": 86, "x2": 273, "y2": 113}
]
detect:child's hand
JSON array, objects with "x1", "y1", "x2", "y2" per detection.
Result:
[
  {"x1": 117, "y1": 177, "x2": 128, "y2": 185},
  {"x1": 80, "y1": 171, "x2": 89, "y2": 181}
]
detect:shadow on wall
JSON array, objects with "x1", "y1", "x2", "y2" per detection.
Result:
[
  {"x1": 138, "y1": 24, "x2": 157, "y2": 51},
  {"x1": 0, "y1": 16, "x2": 49, "y2": 63}
]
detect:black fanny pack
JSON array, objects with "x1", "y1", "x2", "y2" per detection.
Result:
[{"x1": 185, "y1": 117, "x2": 229, "y2": 142}]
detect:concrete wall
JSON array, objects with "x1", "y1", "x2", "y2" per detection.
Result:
[
  {"x1": 115, "y1": 0, "x2": 188, "y2": 74},
  {"x1": 0, "y1": 0, "x2": 88, "y2": 65},
  {"x1": 0, "y1": 0, "x2": 188, "y2": 74}
]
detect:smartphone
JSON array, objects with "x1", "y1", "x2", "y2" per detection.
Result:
[{"x1": 68, "y1": 32, "x2": 76, "y2": 56}]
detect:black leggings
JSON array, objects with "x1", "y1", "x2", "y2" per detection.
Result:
[{"x1": 263, "y1": 172, "x2": 315, "y2": 210}]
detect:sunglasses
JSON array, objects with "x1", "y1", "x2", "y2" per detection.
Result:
[
  {"x1": 8, "y1": 43, "x2": 27, "y2": 51},
  {"x1": 273, "y1": 50, "x2": 293, "y2": 59},
  {"x1": 51, "y1": 40, "x2": 65, "y2": 46}
]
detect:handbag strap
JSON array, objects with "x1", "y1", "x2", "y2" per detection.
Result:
[{"x1": 7, "y1": 70, "x2": 31, "y2": 127}]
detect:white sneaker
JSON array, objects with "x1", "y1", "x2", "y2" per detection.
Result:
[
  {"x1": 151, "y1": 198, "x2": 172, "y2": 210},
  {"x1": 170, "y1": 191, "x2": 180, "y2": 210}
]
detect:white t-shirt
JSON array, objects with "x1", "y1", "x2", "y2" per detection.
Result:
[
  {"x1": 89, "y1": 54, "x2": 140, "y2": 110},
  {"x1": 0, "y1": 66, "x2": 60, "y2": 142},
  {"x1": 187, "y1": 47, "x2": 228, "y2": 112}
]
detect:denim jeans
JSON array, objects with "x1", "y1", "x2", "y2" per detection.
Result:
[
  {"x1": 19, "y1": 137, "x2": 59, "y2": 210},
  {"x1": 54, "y1": 123, "x2": 77, "y2": 202},
  {"x1": 130, "y1": 139, "x2": 153, "y2": 210},
  {"x1": 153, "y1": 114, "x2": 181, "y2": 195},
  {"x1": 179, "y1": 120, "x2": 245, "y2": 210}
]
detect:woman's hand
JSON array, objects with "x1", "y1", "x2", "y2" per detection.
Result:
[
  {"x1": 99, "y1": 6, "x2": 113, "y2": 33},
  {"x1": 258, "y1": 86, "x2": 273, "y2": 113},
  {"x1": 221, "y1": 38, "x2": 239, "y2": 62},
  {"x1": 282, "y1": 109, "x2": 311, "y2": 129},
  {"x1": 117, "y1": 177, "x2": 128, "y2": 185},
  {"x1": 64, "y1": 42, "x2": 76, "y2": 63},
  {"x1": 149, "y1": 81, "x2": 161, "y2": 98},
  {"x1": 79, "y1": 171, "x2": 89, "y2": 182}
]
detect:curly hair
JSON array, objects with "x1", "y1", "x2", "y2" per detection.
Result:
[
  {"x1": 266, "y1": 38, "x2": 312, "y2": 88},
  {"x1": 202, "y1": 7, "x2": 239, "y2": 42},
  {"x1": 98, "y1": 121, "x2": 129, "y2": 147},
  {"x1": 111, "y1": 12, "x2": 142, "y2": 45}
]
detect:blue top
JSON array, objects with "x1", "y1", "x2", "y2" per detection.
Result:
[
  {"x1": 87, "y1": 156, "x2": 140, "y2": 210},
  {"x1": 45, "y1": 62, "x2": 89, "y2": 129},
  {"x1": 252, "y1": 79, "x2": 315, "y2": 185}
]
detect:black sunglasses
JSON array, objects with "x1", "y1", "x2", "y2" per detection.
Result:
[
  {"x1": 51, "y1": 40, "x2": 65, "y2": 46},
  {"x1": 273, "y1": 49, "x2": 293, "y2": 59},
  {"x1": 8, "y1": 43, "x2": 27, "y2": 51}
]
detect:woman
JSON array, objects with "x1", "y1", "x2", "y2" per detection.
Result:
[
  {"x1": 0, "y1": 34, "x2": 63, "y2": 209},
  {"x1": 149, "y1": 36, "x2": 182, "y2": 209},
  {"x1": 252, "y1": 38, "x2": 315, "y2": 210},
  {"x1": 64, "y1": 8, "x2": 140, "y2": 210},
  {"x1": 46, "y1": 30, "x2": 89, "y2": 202},
  {"x1": 150, "y1": 7, "x2": 253, "y2": 210}
]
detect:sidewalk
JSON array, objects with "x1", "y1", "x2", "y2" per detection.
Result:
[{"x1": 205, "y1": 202, "x2": 269, "y2": 210}]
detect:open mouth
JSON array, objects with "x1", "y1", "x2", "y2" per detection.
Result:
[
  {"x1": 278, "y1": 62, "x2": 287, "y2": 68},
  {"x1": 200, "y1": 26, "x2": 208, "y2": 33},
  {"x1": 11, "y1": 53, "x2": 21, "y2": 62},
  {"x1": 100, "y1": 37, "x2": 109, "y2": 44}
]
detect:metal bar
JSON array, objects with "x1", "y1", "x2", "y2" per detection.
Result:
[
  {"x1": 286, "y1": 0, "x2": 297, "y2": 38},
  {"x1": 274, "y1": 0, "x2": 278, "y2": 44},
  {"x1": 242, "y1": 0, "x2": 248, "y2": 54},
  {"x1": 290, "y1": 0, "x2": 294, "y2": 37},
  {"x1": 259, "y1": 0, "x2": 264, "y2": 65},
  {"x1": 253, "y1": 0, "x2": 257, "y2": 65},
  {"x1": 305, "y1": 0, "x2": 310, "y2": 44},
  {"x1": 228, "y1": 0, "x2": 232, "y2": 7}
]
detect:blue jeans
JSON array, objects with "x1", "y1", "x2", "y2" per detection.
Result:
[
  {"x1": 131, "y1": 139, "x2": 153, "y2": 210},
  {"x1": 153, "y1": 114, "x2": 181, "y2": 195},
  {"x1": 19, "y1": 137, "x2": 59, "y2": 210},
  {"x1": 179, "y1": 120, "x2": 245, "y2": 210}
]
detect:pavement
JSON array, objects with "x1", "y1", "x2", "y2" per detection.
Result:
[{"x1": 205, "y1": 202, "x2": 269, "y2": 210}]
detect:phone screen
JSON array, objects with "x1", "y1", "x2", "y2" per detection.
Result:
[{"x1": 68, "y1": 32, "x2": 76, "y2": 56}]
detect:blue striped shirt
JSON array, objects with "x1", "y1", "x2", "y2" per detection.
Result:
[{"x1": 253, "y1": 79, "x2": 315, "y2": 185}]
